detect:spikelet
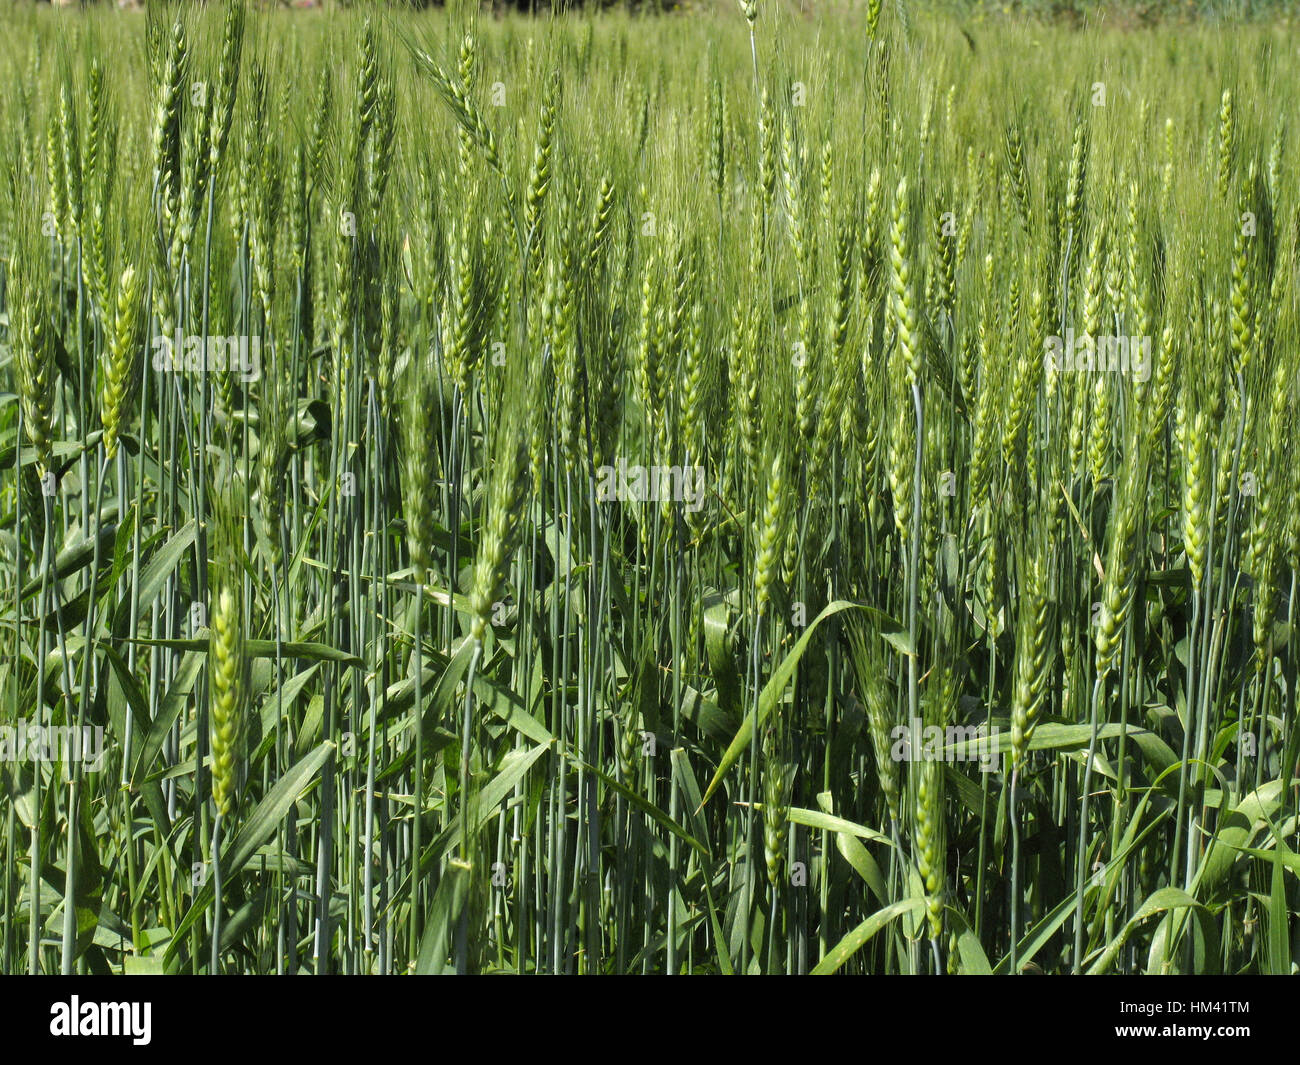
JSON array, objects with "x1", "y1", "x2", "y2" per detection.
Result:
[
  {"x1": 762, "y1": 719, "x2": 792, "y2": 887},
  {"x1": 210, "y1": 575, "x2": 245, "y2": 820},
  {"x1": 846, "y1": 616, "x2": 900, "y2": 826},
  {"x1": 308, "y1": 65, "x2": 331, "y2": 185},
  {"x1": 1005, "y1": 123, "x2": 1032, "y2": 233},
  {"x1": 915, "y1": 671, "x2": 953, "y2": 942},
  {"x1": 1088, "y1": 247, "x2": 1121, "y2": 487},
  {"x1": 587, "y1": 173, "x2": 616, "y2": 276},
  {"x1": 10, "y1": 200, "x2": 56, "y2": 481},
  {"x1": 1228, "y1": 176, "x2": 1255, "y2": 382},
  {"x1": 887, "y1": 176, "x2": 920, "y2": 389},
  {"x1": 1095, "y1": 458, "x2": 1147, "y2": 676},
  {"x1": 399, "y1": 346, "x2": 441, "y2": 588},
  {"x1": 84, "y1": 59, "x2": 114, "y2": 318},
  {"x1": 932, "y1": 202, "x2": 957, "y2": 328},
  {"x1": 408, "y1": 44, "x2": 503, "y2": 179},
  {"x1": 680, "y1": 301, "x2": 710, "y2": 537},
  {"x1": 524, "y1": 71, "x2": 560, "y2": 276},
  {"x1": 209, "y1": 0, "x2": 245, "y2": 174},
  {"x1": 783, "y1": 122, "x2": 816, "y2": 452},
  {"x1": 100, "y1": 266, "x2": 145, "y2": 462},
  {"x1": 1125, "y1": 183, "x2": 1154, "y2": 401},
  {"x1": 819, "y1": 223, "x2": 856, "y2": 490},
  {"x1": 867, "y1": 0, "x2": 882, "y2": 37},
  {"x1": 1010, "y1": 540, "x2": 1054, "y2": 770},
  {"x1": 363, "y1": 74, "x2": 396, "y2": 235},
  {"x1": 757, "y1": 90, "x2": 776, "y2": 239},
  {"x1": 732, "y1": 302, "x2": 762, "y2": 481},
  {"x1": 150, "y1": 14, "x2": 187, "y2": 216},
  {"x1": 753, "y1": 448, "x2": 786, "y2": 619},
  {"x1": 969, "y1": 255, "x2": 999, "y2": 509},
  {"x1": 634, "y1": 246, "x2": 661, "y2": 439},
  {"x1": 1247, "y1": 357, "x2": 1290, "y2": 668},
  {"x1": 455, "y1": 33, "x2": 477, "y2": 177},
  {"x1": 1176, "y1": 390, "x2": 1208, "y2": 589},
  {"x1": 176, "y1": 77, "x2": 211, "y2": 264},
  {"x1": 1065, "y1": 116, "x2": 1088, "y2": 268},
  {"x1": 442, "y1": 216, "x2": 486, "y2": 400},
  {"x1": 887, "y1": 387, "x2": 915, "y2": 549},
  {"x1": 468, "y1": 381, "x2": 534, "y2": 645},
  {"x1": 1216, "y1": 88, "x2": 1234, "y2": 201},
  {"x1": 1002, "y1": 283, "x2": 1043, "y2": 466}
]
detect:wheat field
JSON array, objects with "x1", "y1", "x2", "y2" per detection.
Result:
[{"x1": 0, "y1": 0, "x2": 1297, "y2": 975}]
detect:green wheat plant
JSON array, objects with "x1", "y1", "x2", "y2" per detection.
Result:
[{"x1": 0, "y1": 0, "x2": 1297, "y2": 977}]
